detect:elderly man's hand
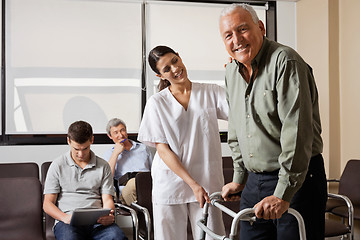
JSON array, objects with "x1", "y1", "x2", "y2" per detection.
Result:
[
  {"x1": 254, "y1": 195, "x2": 289, "y2": 220},
  {"x1": 221, "y1": 182, "x2": 244, "y2": 201}
]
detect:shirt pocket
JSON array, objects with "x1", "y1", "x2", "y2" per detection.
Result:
[
  {"x1": 253, "y1": 89, "x2": 281, "y2": 137},
  {"x1": 254, "y1": 89, "x2": 277, "y2": 118}
]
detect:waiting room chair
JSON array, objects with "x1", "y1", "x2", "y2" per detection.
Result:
[
  {"x1": 222, "y1": 156, "x2": 233, "y2": 169},
  {"x1": 0, "y1": 177, "x2": 44, "y2": 240},
  {"x1": 0, "y1": 162, "x2": 39, "y2": 179},
  {"x1": 40, "y1": 161, "x2": 52, "y2": 186},
  {"x1": 114, "y1": 203, "x2": 139, "y2": 240},
  {"x1": 325, "y1": 159, "x2": 360, "y2": 239},
  {"x1": 131, "y1": 171, "x2": 153, "y2": 240},
  {"x1": 328, "y1": 160, "x2": 360, "y2": 220},
  {"x1": 324, "y1": 193, "x2": 354, "y2": 240},
  {"x1": 130, "y1": 171, "x2": 191, "y2": 240},
  {"x1": 113, "y1": 178, "x2": 140, "y2": 240},
  {"x1": 41, "y1": 161, "x2": 55, "y2": 240}
]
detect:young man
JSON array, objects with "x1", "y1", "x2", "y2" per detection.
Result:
[
  {"x1": 43, "y1": 120, "x2": 127, "y2": 240},
  {"x1": 104, "y1": 118, "x2": 152, "y2": 205},
  {"x1": 219, "y1": 4, "x2": 327, "y2": 240}
]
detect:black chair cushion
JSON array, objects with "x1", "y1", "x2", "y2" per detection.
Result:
[
  {"x1": 0, "y1": 162, "x2": 39, "y2": 179},
  {"x1": 0, "y1": 177, "x2": 43, "y2": 240},
  {"x1": 338, "y1": 160, "x2": 360, "y2": 206},
  {"x1": 326, "y1": 198, "x2": 345, "y2": 212},
  {"x1": 324, "y1": 219, "x2": 350, "y2": 237},
  {"x1": 331, "y1": 205, "x2": 360, "y2": 220}
]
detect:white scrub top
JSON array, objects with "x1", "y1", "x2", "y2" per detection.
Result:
[{"x1": 138, "y1": 82, "x2": 228, "y2": 204}]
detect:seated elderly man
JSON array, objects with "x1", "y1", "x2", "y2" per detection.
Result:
[
  {"x1": 43, "y1": 120, "x2": 127, "y2": 240},
  {"x1": 104, "y1": 118, "x2": 153, "y2": 205}
]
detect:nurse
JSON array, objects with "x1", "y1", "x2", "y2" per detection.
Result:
[{"x1": 138, "y1": 45, "x2": 228, "y2": 239}]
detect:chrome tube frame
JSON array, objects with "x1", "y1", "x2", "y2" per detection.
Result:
[
  {"x1": 115, "y1": 203, "x2": 139, "y2": 240},
  {"x1": 131, "y1": 201, "x2": 152, "y2": 240},
  {"x1": 328, "y1": 193, "x2": 354, "y2": 240},
  {"x1": 197, "y1": 192, "x2": 307, "y2": 240}
]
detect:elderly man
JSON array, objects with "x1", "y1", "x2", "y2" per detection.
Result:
[
  {"x1": 219, "y1": 4, "x2": 327, "y2": 240},
  {"x1": 43, "y1": 120, "x2": 127, "y2": 240},
  {"x1": 104, "y1": 118, "x2": 152, "y2": 205}
]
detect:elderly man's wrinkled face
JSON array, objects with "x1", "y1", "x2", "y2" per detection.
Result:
[
  {"x1": 108, "y1": 124, "x2": 128, "y2": 144},
  {"x1": 219, "y1": 8, "x2": 265, "y2": 68}
]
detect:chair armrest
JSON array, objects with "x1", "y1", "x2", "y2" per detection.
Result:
[
  {"x1": 131, "y1": 201, "x2": 152, "y2": 240},
  {"x1": 328, "y1": 193, "x2": 354, "y2": 240},
  {"x1": 114, "y1": 203, "x2": 139, "y2": 240}
]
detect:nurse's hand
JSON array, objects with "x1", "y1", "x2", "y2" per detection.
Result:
[
  {"x1": 221, "y1": 182, "x2": 244, "y2": 201},
  {"x1": 224, "y1": 57, "x2": 234, "y2": 68},
  {"x1": 190, "y1": 183, "x2": 210, "y2": 208}
]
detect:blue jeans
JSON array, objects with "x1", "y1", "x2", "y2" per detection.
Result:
[{"x1": 54, "y1": 222, "x2": 128, "y2": 240}]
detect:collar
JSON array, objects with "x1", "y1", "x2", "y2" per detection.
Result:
[
  {"x1": 66, "y1": 150, "x2": 96, "y2": 169},
  {"x1": 128, "y1": 139, "x2": 139, "y2": 151},
  {"x1": 235, "y1": 36, "x2": 269, "y2": 70}
]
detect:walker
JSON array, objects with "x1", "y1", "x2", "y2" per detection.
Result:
[{"x1": 197, "y1": 192, "x2": 307, "y2": 240}]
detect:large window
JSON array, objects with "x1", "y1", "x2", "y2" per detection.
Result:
[
  {"x1": 1, "y1": 0, "x2": 274, "y2": 144},
  {"x1": 5, "y1": 0, "x2": 143, "y2": 134}
]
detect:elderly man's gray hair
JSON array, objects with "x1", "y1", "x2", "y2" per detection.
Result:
[
  {"x1": 220, "y1": 3, "x2": 259, "y2": 24},
  {"x1": 106, "y1": 118, "x2": 126, "y2": 135}
]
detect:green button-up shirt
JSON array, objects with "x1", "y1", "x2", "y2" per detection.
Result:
[{"x1": 225, "y1": 37, "x2": 323, "y2": 202}]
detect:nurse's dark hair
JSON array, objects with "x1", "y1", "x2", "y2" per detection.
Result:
[
  {"x1": 67, "y1": 120, "x2": 93, "y2": 144},
  {"x1": 148, "y1": 45, "x2": 177, "y2": 91}
]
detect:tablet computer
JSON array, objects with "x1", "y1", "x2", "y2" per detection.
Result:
[{"x1": 70, "y1": 208, "x2": 111, "y2": 226}]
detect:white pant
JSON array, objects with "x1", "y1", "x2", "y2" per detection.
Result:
[{"x1": 153, "y1": 202, "x2": 225, "y2": 240}]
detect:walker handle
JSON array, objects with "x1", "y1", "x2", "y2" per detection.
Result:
[{"x1": 198, "y1": 192, "x2": 307, "y2": 240}]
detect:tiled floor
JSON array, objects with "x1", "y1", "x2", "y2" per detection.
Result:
[{"x1": 116, "y1": 214, "x2": 134, "y2": 240}]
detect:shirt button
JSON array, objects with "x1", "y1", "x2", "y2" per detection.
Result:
[
  {"x1": 247, "y1": 135, "x2": 251, "y2": 138},
  {"x1": 263, "y1": 92, "x2": 266, "y2": 96},
  {"x1": 247, "y1": 114, "x2": 250, "y2": 118},
  {"x1": 249, "y1": 154, "x2": 253, "y2": 158}
]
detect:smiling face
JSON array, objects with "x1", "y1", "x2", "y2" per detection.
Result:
[
  {"x1": 108, "y1": 124, "x2": 128, "y2": 144},
  {"x1": 219, "y1": 7, "x2": 265, "y2": 68},
  {"x1": 155, "y1": 52, "x2": 189, "y2": 85}
]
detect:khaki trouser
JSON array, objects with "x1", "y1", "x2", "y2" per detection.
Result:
[{"x1": 119, "y1": 178, "x2": 137, "y2": 206}]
